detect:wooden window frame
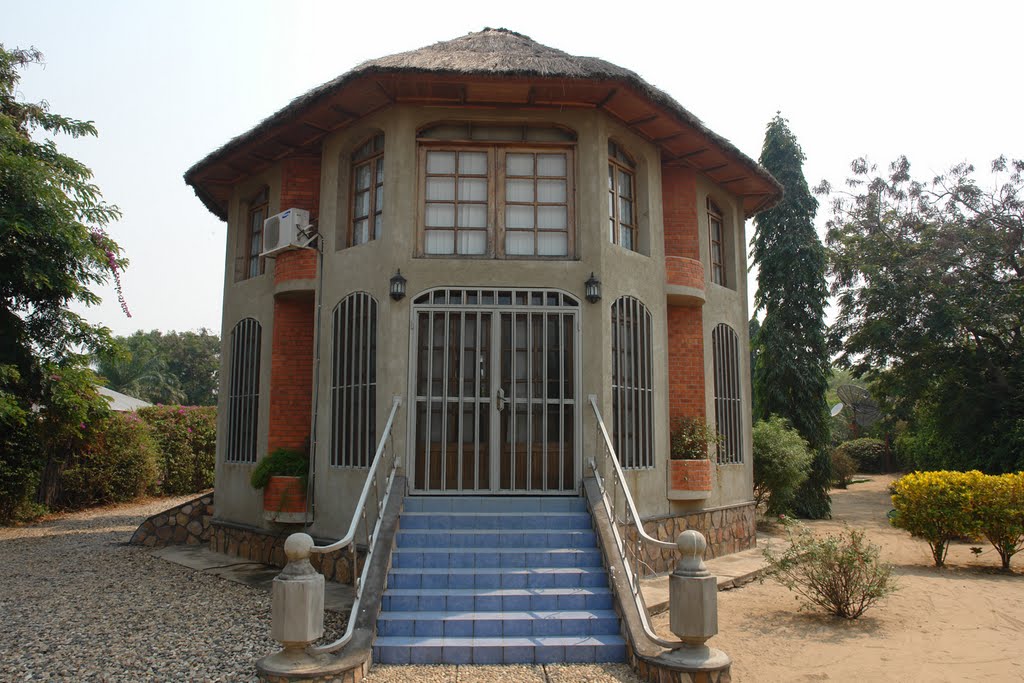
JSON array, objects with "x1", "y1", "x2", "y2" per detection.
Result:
[
  {"x1": 348, "y1": 134, "x2": 384, "y2": 247},
  {"x1": 708, "y1": 198, "x2": 726, "y2": 287},
  {"x1": 245, "y1": 187, "x2": 269, "y2": 280},
  {"x1": 608, "y1": 141, "x2": 638, "y2": 252},
  {"x1": 712, "y1": 323, "x2": 743, "y2": 464},
  {"x1": 226, "y1": 318, "x2": 261, "y2": 463},
  {"x1": 416, "y1": 139, "x2": 576, "y2": 260}
]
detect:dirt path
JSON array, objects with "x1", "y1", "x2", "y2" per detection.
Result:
[{"x1": 708, "y1": 475, "x2": 1024, "y2": 682}]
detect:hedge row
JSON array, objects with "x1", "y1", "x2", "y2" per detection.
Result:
[
  {"x1": 890, "y1": 470, "x2": 1024, "y2": 569},
  {"x1": 59, "y1": 406, "x2": 216, "y2": 507}
]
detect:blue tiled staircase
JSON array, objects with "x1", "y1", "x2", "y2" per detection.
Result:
[{"x1": 373, "y1": 496, "x2": 626, "y2": 665}]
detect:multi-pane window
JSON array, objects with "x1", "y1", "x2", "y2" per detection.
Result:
[
  {"x1": 351, "y1": 134, "x2": 384, "y2": 246},
  {"x1": 608, "y1": 141, "x2": 637, "y2": 251},
  {"x1": 611, "y1": 296, "x2": 653, "y2": 469},
  {"x1": 424, "y1": 150, "x2": 489, "y2": 255},
  {"x1": 331, "y1": 292, "x2": 378, "y2": 467},
  {"x1": 422, "y1": 148, "x2": 573, "y2": 258},
  {"x1": 246, "y1": 188, "x2": 269, "y2": 279},
  {"x1": 418, "y1": 124, "x2": 575, "y2": 259},
  {"x1": 505, "y1": 152, "x2": 570, "y2": 257},
  {"x1": 708, "y1": 198, "x2": 725, "y2": 286},
  {"x1": 226, "y1": 318, "x2": 261, "y2": 463},
  {"x1": 712, "y1": 323, "x2": 742, "y2": 464}
]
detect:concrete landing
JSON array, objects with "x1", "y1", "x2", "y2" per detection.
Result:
[
  {"x1": 151, "y1": 545, "x2": 355, "y2": 614},
  {"x1": 639, "y1": 533, "x2": 788, "y2": 615}
]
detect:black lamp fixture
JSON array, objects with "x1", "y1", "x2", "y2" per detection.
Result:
[
  {"x1": 585, "y1": 272, "x2": 602, "y2": 303},
  {"x1": 389, "y1": 269, "x2": 407, "y2": 301}
]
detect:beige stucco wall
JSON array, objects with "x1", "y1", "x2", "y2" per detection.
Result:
[
  {"x1": 214, "y1": 103, "x2": 755, "y2": 536},
  {"x1": 214, "y1": 167, "x2": 281, "y2": 527}
]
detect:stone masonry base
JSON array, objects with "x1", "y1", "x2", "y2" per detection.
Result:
[{"x1": 630, "y1": 502, "x2": 756, "y2": 576}]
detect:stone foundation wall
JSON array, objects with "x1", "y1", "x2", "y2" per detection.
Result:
[
  {"x1": 629, "y1": 502, "x2": 756, "y2": 576},
  {"x1": 209, "y1": 521, "x2": 364, "y2": 584},
  {"x1": 130, "y1": 493, "x2": 214, "y2": 547}
]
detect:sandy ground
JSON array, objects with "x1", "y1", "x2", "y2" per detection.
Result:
[{"x1": 657, "y1": 475, "x2": 1024, "y2": 682}]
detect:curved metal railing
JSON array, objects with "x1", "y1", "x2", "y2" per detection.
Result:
[
  {"x1": 304, "y1": 396, "x2": 403, "y2": 655},
  {"x1": 588, "y1": 395, "x2": 685, "y2": 650}
]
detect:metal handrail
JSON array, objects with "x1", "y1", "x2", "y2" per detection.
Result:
[
  {"x1": 306, "y1": 396, "x2": 403, "y2": 655},
  {"x1": 588, "y1": 394, "x2": 685, "y2": 650}
]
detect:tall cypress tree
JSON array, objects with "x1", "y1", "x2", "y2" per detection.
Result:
[{"x1": 751, "y1": 114, "x2": 831, "y2": 518}]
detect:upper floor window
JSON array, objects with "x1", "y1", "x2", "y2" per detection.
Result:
[
  {"x1": 226, "y1": 318, "x2": 261, "y2": 463},
  {"x1": 418, "y1": 124, "x2": 575, "y2": 259},
  {"x1": 708, "y1": 198, "x2": 726, "y2": 286},
  {"x1": 608, "y1": 141, "x2": 637, "y2": 252},
  {"x1": 712, "y1": 323, "x2": 743, "y2": 464},
  {"x1": 245, "y1": 187, "x2": 269, "y2": 279},
  {"x1": 350, "y1": 134, "x2": 384, "y2": 246}
]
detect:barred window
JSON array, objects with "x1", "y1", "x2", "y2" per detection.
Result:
[
  {"x1": 226, "y1": 318, "x2": 261, "y2": 463},
  {"x1": 712, "y1": 323, "x2": 743, "y2": 464},
  {"x1": 331, "y1": 292, "x2": 378, "y2": 467},
  {"x1": 611, "y1": 296, "x2": 653, "y2": 468}
]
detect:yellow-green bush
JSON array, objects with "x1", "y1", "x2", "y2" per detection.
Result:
[
  {"x1": 971, "y1": 472, "x2": 1024, "y2": 570},
  {"x1": 891, "y1": 470, "x2": 1024, "y2": 569},
  {"x1": 890, "y1": 471, "x2": 981, "y2": 567}
]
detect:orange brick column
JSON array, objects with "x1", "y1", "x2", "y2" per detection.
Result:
[
  {"x1": 662, "y1": 165, "x2": 707, "y2": 421},
  {"x1": 267, "y1": 294, "x2": 315, "y2": 452},
  {"x1": 274, "y1": 155, "x2": 322, "y2": 284},
  {"x1": 667, "y1": 306, "x2": 705, "y2": 421},
  {"x1": 661, "y1": 166, "x2": 699, "y2": 260}
]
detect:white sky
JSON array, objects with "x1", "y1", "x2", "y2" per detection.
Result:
[{"x1": 5, "y1": 0, "x2": 1021, "y2": 337}]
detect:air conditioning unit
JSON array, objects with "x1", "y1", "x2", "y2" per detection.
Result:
[{"x1": 261, "y1": 208, "x2": 310, "y2": 256}]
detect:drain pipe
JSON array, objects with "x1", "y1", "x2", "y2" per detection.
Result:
[{"x1": 303, "y1": 229, "x2": 325, "y2": 528}]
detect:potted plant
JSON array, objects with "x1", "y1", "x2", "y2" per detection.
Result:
[
  {"x1": 250, "y1": 447, "x2": 309, "y2": 523},
  {"x1": 667, "y1": 417, "x2": 720, "y2": 500}
]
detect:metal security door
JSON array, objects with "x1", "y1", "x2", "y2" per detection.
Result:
[{"x1": 410, "y1": 288, "x2": 579, "y2": 494}]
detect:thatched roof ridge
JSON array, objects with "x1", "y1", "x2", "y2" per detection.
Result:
[{"x1": 185, "y1": 28, "x2": 781, "y2": 212}]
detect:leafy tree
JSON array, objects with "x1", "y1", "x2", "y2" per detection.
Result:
[
  {"x1": 824, "y1": 156, "x2": 1024, "y2": 472},
  {"x1": 96, "y1": 329, "x2": 219, "y2": 406},
  {"x1": 0, "y1": 45, "x2": 126, "y2": 519},
  {"x1": 751, "y1": 114, "x2": 831, "y2": 518}
]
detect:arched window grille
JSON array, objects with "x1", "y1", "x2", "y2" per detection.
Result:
[
  {"x1": 226, "y1": 318, "x2": 261, "y2": 463},
  {"x1": 712, "y1": 323, "x2": 743, "y2": 464},
  {"x1": 331, "y1": 292, "x2": 378, "y2": 467},
  {"x1": 611, "y1": 296, "x2": 653, "y2": 468}
]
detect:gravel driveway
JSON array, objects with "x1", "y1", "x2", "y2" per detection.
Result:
[
  {"x1": 0, "y1": 496, "x2": 304, "y2": 682},
  {"x1": 0, "y1": 498, "x2": 641, "y2": 683}
]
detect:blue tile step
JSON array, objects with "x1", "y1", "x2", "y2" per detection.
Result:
[
  {"x1": 377, "y1": 610, "x2": 622, "y2": 637},
  {"x1": 396, "y1": 529, "x2": 598, "y2": 549},
  {"x1": 373, "y1": 635, "x2": 626, "y2": 665},
  {"x1": 388, "y1": 566, "x2": 610, "y2": 589},
  {"x1": 400, "y1": 511, "x2": 593, "y2": 530},
  {"x1": 403, "y1": 496, "x2": 587, "y2": 513},
  {"x1": 380, "y1": 587, "x2": 614, "y2": 612},
  {"x1": 391, "y1": 547, "x2": 603, "y2": 569}
]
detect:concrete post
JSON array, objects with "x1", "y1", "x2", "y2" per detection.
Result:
[
  {"x1": 665, "y1": 530, "x2": 731, "y2": 670},
  {"x1": 257, "y1": 533, "x2": 326, "y2": 676}
]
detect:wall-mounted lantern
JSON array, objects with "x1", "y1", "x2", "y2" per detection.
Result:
[
  {"x1": 389, "y1": 270, "x2": 407, "y2": 301},
  {"x1": 585, "y1": 272, "x2": 602, "y2": 304}
]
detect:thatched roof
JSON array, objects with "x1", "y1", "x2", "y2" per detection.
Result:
[{"x1": 186, "y1": 28, "x2": 781, "y2": 218}]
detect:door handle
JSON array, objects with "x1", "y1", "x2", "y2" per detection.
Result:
[{"x1": 496, "y1": 387, "x2": 506, "y2": 412}]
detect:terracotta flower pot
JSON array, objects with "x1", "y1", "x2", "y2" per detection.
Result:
[
  {"x1": 262, "y1": 475, "x2": 307, "y2": 523},
  {"x1": 667, "y1": 459, "x2": 712, "y2": 500}
]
